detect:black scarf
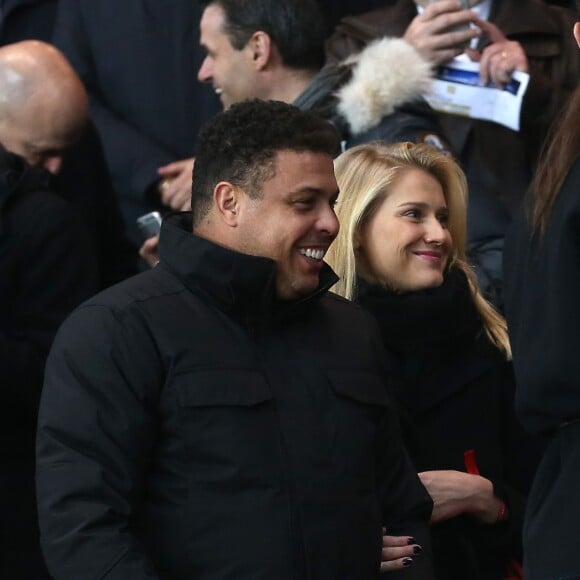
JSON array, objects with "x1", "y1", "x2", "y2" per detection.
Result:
[{"x1": 357, "y1": 268, "x2": 482, "y2": 357}]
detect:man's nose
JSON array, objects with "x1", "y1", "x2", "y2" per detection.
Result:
[
  {"x1": 318, "y1": 205, "x2": 340, "y2": 239},
  {"x1": 197, "y1": 57, "x2": 212, "y2": 83}
]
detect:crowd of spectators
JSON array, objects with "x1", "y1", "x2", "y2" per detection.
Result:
[{"x1": 0, "y1": 0, "x2": 578, "y2": 578}]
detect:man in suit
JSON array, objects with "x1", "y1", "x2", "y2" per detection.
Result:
[{"x1": 53, "y1": 0, "x2": 221, "y2": 244}]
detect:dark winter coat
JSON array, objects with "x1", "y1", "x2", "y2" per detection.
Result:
[
  {"x1": 326, "y1": 0, "x2": 580, "y2": 309},
  {"x1": 0, "y1": 1, "x2": 139, "y2": 284},
  {"x1": 504, "y1": 157, "x2": 580, "y2": 578},
  {"x1": 357, "y1": 270, "x2": 542, "y2": 579},
  {"x1": 0, "y1": 145, "x2": 97, "y2": 577},
  {"x1": 0, "y1": 146, "x2": 98, "y2": 460},
  {"x1": 52, "y1": 0, "x2": 221, "y2": 244},
  {"x1": 37, "y1": 212, "x2": 435, "y2": 580},
  {"x1": 0, "y1": 0, "x2": 57, "y2": 43},
  {"x1": 505, "y1": 157, "x2": 580, "y2": 435}
]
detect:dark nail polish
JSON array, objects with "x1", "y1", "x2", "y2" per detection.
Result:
[
  {"x1": 403, "y1": 558, "x2": 414, "y2": 567},
  {"x1": 413, "y1": 545, "x2": 423, "y2": 555},
  {"x1": 407, "y1": 537, "x2": 416, "y2": 545}
]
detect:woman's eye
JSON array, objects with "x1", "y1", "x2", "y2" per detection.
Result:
[
  {"x1": 438, "y1": 213, "x2": 450, "y2": 226},
  {"x1": 403, "y1": 209, "x2": 420, "y2": 219}
]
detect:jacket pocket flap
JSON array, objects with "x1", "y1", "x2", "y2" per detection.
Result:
[
  {"x1": 327, "y1": 371, "x2": 389, "y2": 406},
  {"x1": 176, "y1": 369, "x2": 272, "y2": 407}
]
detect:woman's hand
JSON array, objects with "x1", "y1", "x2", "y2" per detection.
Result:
[
  {"x1": 380, "y1": 529, "x2": 423, "y2": 572},
  {"x1": 418, "y1": 470, "x2": 503, "y2": 524}
]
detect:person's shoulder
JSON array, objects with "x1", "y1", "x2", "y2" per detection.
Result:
[
  {"x1": 559, "y1": 156, "x2": 580, "y2": 203},
  {"x1": 320, "y1": 290, "x2": 382, "y2": 329},
  {"x1": 321, "y1": 290, "x2": 361, "y2": 309},
  {"x1": 544, "y1": 157, "x2": 580, "y2": 234},
  {"x1": 79, "y1": 265, "x2": 182, "y2": 312},
  {"x1": 51, "y1": 266, "x2": 184, "y2": 350}
]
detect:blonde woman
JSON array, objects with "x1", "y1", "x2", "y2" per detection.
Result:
[{"x1": 326, "y1": 142, "x2": 541, "y2": 579}]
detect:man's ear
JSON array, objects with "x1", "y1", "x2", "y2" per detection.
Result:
[
  {"x1": 214, "y1": 181, "x2": 242, "y2": 226},
  {"x1": 247, "y1": 31, "x2": 272, "y2": 70}
]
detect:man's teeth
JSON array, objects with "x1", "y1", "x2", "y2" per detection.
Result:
[
  {"x1": 299, "y1": 248, "x2": 325, "y2": 260},
  {"x1": 215, "y1": 88, "x2": 223, "y2": 95}
]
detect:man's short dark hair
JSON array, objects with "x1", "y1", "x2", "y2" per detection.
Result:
[
  {"x1": 200, "y1": 0, "x2": 327, "y2": 71},
  {"x1": 191, "y1": 99, "x2": 339, "y2": 227}
]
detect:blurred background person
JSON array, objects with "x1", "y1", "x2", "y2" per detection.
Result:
[
  {"x1": 326, "y1": 0, "x2": 580, "y2": 309},
  {"x1": 326, "y1": 142, "x2": 542, "y2": 579},
  {"x1": 1, "y1": 0, "x2": 139, "y2": 285},
  {"x1": 53, "y1": 0, "x2": 221, "y2": 246},
  {"x1": 503, "y1": 21, "x2": 580, "y2": 579},
  {"x1": 0, "y1": 40, "x2": 98, "y2": 578},
  {"x1": 197, "y1": 0, "x2": 448, "y2": 149}
]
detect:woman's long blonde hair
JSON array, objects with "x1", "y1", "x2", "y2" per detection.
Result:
[{"x1": 326, "y1": 142, "x2": 511, "y2": 358}]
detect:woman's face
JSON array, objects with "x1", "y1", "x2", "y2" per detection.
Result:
[{"x1": 357, "y1": 168, "x2": 452, "y2": 292}]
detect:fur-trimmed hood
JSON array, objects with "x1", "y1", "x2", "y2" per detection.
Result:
[{"x1": 337, "y1": 37, "x2": 433, "y2": 135}]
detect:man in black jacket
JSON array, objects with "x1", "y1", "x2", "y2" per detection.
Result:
[
  {"x1": 0, "y1": 0, "x2": 139, "y2": 284},
  {"x1": 37, "y1": 100, "x2": 435, "y2": 579},
  {"x1": 0, "y1": 39, "x2": 99, "y2": 578}
]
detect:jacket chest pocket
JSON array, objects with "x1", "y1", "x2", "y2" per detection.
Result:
[
  {"x1": 174, "y1": 369, "x2": 283, "y2": 486},
  {"x1": 326, "y1": 371, "x2": 390, "y2": 480}
]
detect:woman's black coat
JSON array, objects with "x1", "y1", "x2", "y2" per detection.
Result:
[{"x1": 358, "y1": 272, "x2": 542, "y2": 579}]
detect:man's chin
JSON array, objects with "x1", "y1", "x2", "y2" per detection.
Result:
[{"x1": 276, "y1": 276, "x2": 320, "y2": 301}]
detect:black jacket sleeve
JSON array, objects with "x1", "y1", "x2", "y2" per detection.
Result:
[
  {"x1": 370, "y1": 322, "x2": 435, "y2": 579},
  {"x1": 36, "y1": 304, "x2": 164, "y2": 579}
]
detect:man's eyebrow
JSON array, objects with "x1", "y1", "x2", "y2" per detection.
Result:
[{"x1": 287, "y1": 187, "x2": 340, "y2": 197}]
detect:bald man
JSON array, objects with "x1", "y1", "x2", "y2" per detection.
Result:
[
  {"x1": 0, "y1": 40, "x2": 87, "y2": 174},
  {"x1": 0, "y1": 41, "x2": 98, "y2": 579},
  {"x1": 0, "y1": 40, "x2": 138, "y2": 286}
]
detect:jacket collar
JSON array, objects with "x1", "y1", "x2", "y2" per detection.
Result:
[
  {"x1": 295, "y1": 35, "x2": 432, "y2": 139},
  {"x1": 158, "y1": 212, "x2": 339, "y2": 326}
]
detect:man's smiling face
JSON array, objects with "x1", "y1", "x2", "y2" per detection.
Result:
[
  {"x1": 234, "y1": 149, "x2": 340, "y2": 300},
  {"x1": 198, "y1": 4, "x2": 258, "y2": 109}
]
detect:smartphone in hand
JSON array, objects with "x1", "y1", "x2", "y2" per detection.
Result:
[
  {"x1": 417, "y1": 0, "x2": 473, "y2": 38},
  {"x1": 136, "y1": 211, "x2": 162, "y2": 239}
]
